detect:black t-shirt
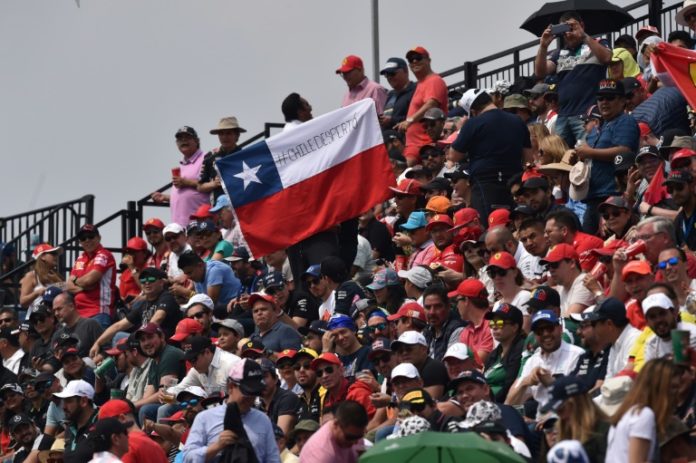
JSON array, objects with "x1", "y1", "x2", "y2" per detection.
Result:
[
  {"x1": 339, "y1": 345, "x2": 373, "y2": 378},
  {"x1": 571, "y1": 347, "x2": 609, "y2": 388},
  {"x1": 52, "y1": 318, "x2": 104, "y2": 358},
  {"x1": 451, "y1": 109, "x2": 529, "y2": 179},
  {"x1": 418, "y1": 357, "x2": 449, "y2": 389},
  {"x1": 265, "y1": 386, "x2": 301, "y2": 425},
  {"x1": 359, "y1": 218, "x2": 395, "y2": 262},
  {"x1": 284, "y1": 289, "x2": 319, "y2": 322},
  {"x1": 296, "y1": 385, "x2": 321, "y2": 422},
  {"x1": 126, "y1": 291, "x2": 182, "y2": 338},
  {"x1": 334, "y1": 280, "x2": 366, "y2": 316},
  {"x1": 199, "y1": 147, "x2": 241, "y2": 201},
  {"x1": 384, "y1": 81, "x2": 416, "y2": 128}
]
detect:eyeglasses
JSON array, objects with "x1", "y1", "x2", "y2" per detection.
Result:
[
  {"x1": 667, "y1": 183, "x2": 686, "y2": 195},
  {"x1": 486, "y1": 267, "x2": 508, "y2": 278},
  {"x1": 293, "y1": 361, "x2": 312, "y2": 371},
  {"x1": 265, "y1": 285, "x2": 285, "y2": 295},
  {"x1": 139, "y1": 276, "x2": 158, "y2": 284},
  {"x1": 316, "y1": 366, "x2": 335, "y2": 377},
  {"x1": 366, "y1": 323, "x2": 387, "y2": 332},
  {"x1": 657, "y1": 256, "x2": 680, "y2": 269},
  {"x1": 408, "y1": 55, "x2": 424, "y2": 63},
  {"x1": 597, "y1": 95, "x2": 618, "y2": 102},
  {"x1": 78, "y1": 234, "x2": 97, "y2": 241},
  {"x1": 489, "y1": 320, "x2": 509, "y2": 329},
  {"x1": 164, "y1": 234, "x2": 181, "y2": 242},
  {"x1": 189, "y1": 312, "x2": 206, "y2": 319},
  {"x1": 601, "y1": 209, "x2": 623, "y2": 220},
  {"x1": 179, "y1": 399, "x2": 199, "y2": 408}
]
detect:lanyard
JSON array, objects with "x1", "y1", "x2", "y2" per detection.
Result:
[{"x1": 683, "y1": 212, "x2": 696, "y2": 240}]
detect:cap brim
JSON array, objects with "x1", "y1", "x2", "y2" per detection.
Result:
[
  {"x1": 539, "y1": 399, "x2": 563, "y2": 414},
  {"x1": 169, "y1": 333, "x2": 189, "y2": 342},
  {"x1": 386, "y1": 313, "x2": 402, "y2": 321},
  {"x1": 105, "y1": 348, "x2": 121, "y2": 356},
  {"x1": 367, "y1": 349, "x2": 391, "y2": 360},
  {"x1": 239, "y1": 380, "x2": 265, "y2": 396}
]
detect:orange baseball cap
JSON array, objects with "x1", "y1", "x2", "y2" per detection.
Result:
[
  {"x1": 621, "y1": 260, "x2": 652, "y2": 281},
  {"x1": 488, "y1": 252, "x2": 516, "y2": 270},
  {"x1": 406, "y1": 46, "x2": 430, "y2": 60},
  {"x1": 488, "y1": 209, "x2": 511, "y2": 229},
  {"x1": 336, "y1": 55, "x2": 363, "y2": 74},
  {"x1": 425, "y1": 196, "x2": 451, "y2": 214},
  {"x1": 540, "y1": 244, "x2": 579, "y2": 264}
]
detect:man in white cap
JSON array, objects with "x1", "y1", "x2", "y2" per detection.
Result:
[
  {"x1": 182, "y1": 359, "x2": 280, "y2": 463},
  {"x1": 54, "y1": 380, "x2": 98, "y2": 455},
  {"x1": 640, "y1": 292, "x2": 696, "y2": 366},
  {"x1": 391, "y1": 331, "x2": 448, "y2": 399},
  {"x1": 397, "y1": 266, "x2": 432, "y2": 304},
  {"x1": 162, "y1": 223, "x2": 192, "y2": 282}
]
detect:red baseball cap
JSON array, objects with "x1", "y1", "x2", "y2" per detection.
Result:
[
  {"x1": 124, "y1": 237, "x2": 148, "y2": 252},
  {"x1": 276, "y1": 349, "x2": 297, "y2": 363},
  {"x1": 521, "y1": 169, "x2": 543, "y2": 182},
  {"x1": 453, "y1": 208, "x2": 479, "y2": 227},
  {"x1": 406, "y1": 46, "x2": 430, "y2": 60},
  {"x1": 335, "y1": 55, "x2": 364, "y2": 74},
  {"x1": 105, "y1": 337, "x2": 128, "y2": 356},
  {"x1": 143, "y1": 218, "x2": 165, "y2": 230},
  {"x1": 621, "y1": 260, "x2": 652, "y2": 280},
  {"x1": 161, "y1": 410, "x2": 186, "y2": 423},
  {"x1": 310, "y1": 352, "x2": 342, "y2": 370},
  {"x1": 448, "y1": 278, "x2": 488, "y2": 299},
  {"x1": 32, "y1": 243, "x2": 63, "y2": 258},
  {"x1": 638, "y1": 122, "x2": 652, "y2": 138},
  {"x1": 488, "y1": 209, "x2": 511, "y2": 229},
  {"x1": 426, "y1": 214, "x2": 454, "y2": 231},
  {"x1": 670, "y1": 148, "x2": 696, "y2": 170},
  {"x1": 248, "y1": 293, "x2": 276, "y2": 308},
  {"x1": 189, "y1": 204, "x2": 213, "y2": 220},
  {"x1": 488, "y1": 251, "x2": 516, "y2": 270},
  {"x1": 540, "y1": 244, "x2": 579, "y2": 264},
  {"x1": 98, "y1": 399, "x2": 131, "y2": 419},
  {"x1": 389, "y1": 179, "x2": 422, "y2": 196},
  {"x1": 169, "y1": 318, "x2": 203, "y2": 342},
  {"x1": 387, "y1": 301, "x2": 427, "y2": 322}
]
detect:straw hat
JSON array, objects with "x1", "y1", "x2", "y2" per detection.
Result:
[{"x1": 676, "y1": 0, "x2": 696, "y2": 26}]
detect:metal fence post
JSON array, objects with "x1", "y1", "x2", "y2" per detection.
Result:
[
  {"x1": 648, "y1": 0, "x2": 663, "y2": 28},
  {"x1": 464, "y1": 62, "x2": 478, "y2": 89},
  {"x1": 126, "y1": 201, "x2": 137, "y2": 244}
]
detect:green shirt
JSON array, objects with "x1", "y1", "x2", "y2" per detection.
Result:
[{"x1": 147, "y1": 344, "x2": 185, "y2": 387}]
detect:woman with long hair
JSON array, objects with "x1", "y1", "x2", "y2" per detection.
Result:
[
  {"x1": 19, "y1": 243, "x2": 64, "y2": 311},
  {"x1": 606, "y1": 358, "x2": 680, "y2": 463},
  {"x1": 487, "y1": 252, "x2": 531, "y2": 332},
  {"x1": 598, "y1": 196, "x2": 638, "y2": 240},
  {"x1": 483, "y1": 303, "x2": 526, "y2": 402},
  {"x1": 537, "y1": 134, "x2": 569, "y2": 166}
]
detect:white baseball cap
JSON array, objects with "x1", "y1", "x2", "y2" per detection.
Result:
[
  {"x1": 459, "y1": 88, "x2": 487, "y2": 114},
  {"x1": 443, "y1": 343, "x2": 474, "y2": 361},
  {"x1": 397, "y1": 266, "x2": 432, "y2": 289},
  {"x1": 183, "y1": 293, "x2": 214, "y2": 311},
  {"x1": 176, "y1": 386, "x2": 208, "y2": 401},
  {"x1": 163, "y1": 223, "x2": 185, "y2": 236},
  {"x1": 53, "y1": 380, "x2": 94, "y2": 400},
  {"x1": 390, "y1": 331, "x2": 427, "y2": 351},
  {"x1": 641, "y1": 293, "x2": 674, "y2": 314},
  {"x1": 391, "y1": 362, "x2": 420, "y2": 380}
]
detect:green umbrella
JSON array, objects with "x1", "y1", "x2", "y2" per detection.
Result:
[{"x1": 359, "y1": 431, "x2": 525, "y2": 463}]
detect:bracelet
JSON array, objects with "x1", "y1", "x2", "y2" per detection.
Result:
[{"x1": 647, "y1": 205, "x2": 654, "y2": 216}]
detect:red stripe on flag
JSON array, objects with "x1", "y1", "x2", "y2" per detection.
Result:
[
  {"x1": 235, "y1": 144, "x2": 396, "y2": 256},
  {"x1": 651, "y1": 42, "x2": 696, "y2": 109},
  {"x1": 643, "y1": 160, "x2": 668, "y2": 206}
]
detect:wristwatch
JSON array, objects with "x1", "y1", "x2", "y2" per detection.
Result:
[{"x1": 406, "y1": 117, "x2": 414, "y2": 125}]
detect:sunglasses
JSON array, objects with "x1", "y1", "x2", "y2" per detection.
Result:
[
  {"x1": 667, "y1": 183, "x2": 686, "y2": 195},
  {"x1": 408, "y1": 55, "x2": 424, "y2": 63},
  {"x1": 30, "y1": 315, "x2": 47, "y2": 324},
  {"x1": 307, "y1": 279, "x2": 322, "y2": 286},
  {"x1": 144, "y1": 229, "x2": 161, "y2": 235},
  {"x1": 366, "y1": 323, "x2": 387, "y2": 332},
  {"x1": 486, "y1": 267, "x2": 508, "y2": 278},
  {"x1": 139, "y1": 276, "x2": 159, "y2": 284},
  {"x1": 164, "y1": 234, "x2": 181, "y2": 242},
  {"x1": 373, "y1": 354, "x2": 392, "y2": 364},
  {"x1": 489, "y1": 320, "x2": 509, "y2": 329},
  {"x1": 601, "y1": 210, "x2": 623, "y2": 220},
  {"x1": 179, "y1": 399, "x2": 199, "y2": 408},
  {"x1": 316, "y1": 366, "x2": 335, "y2": 377},
  {"x1": 189, "y1": 312, "x2": 206, "y2": 319},
  {"x1": 265, "y1": 285, "x2": 285, "y2": 295},
  {"x1": 657, "y1": 256, "x2": 680, "y2": 269},
  {"x1": 597, "y1": 95, "x2": 618, "y2": 102},
  {"x1": 78, "y1": 233, "x2": 97, "y2": 241},
  {"x1": 293, "y1": 361, "x2": 312, "y2": 371}
]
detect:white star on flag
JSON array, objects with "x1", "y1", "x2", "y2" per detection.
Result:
[{"x1": 234, "y1": 161, "x2": 262, "y2": 190}]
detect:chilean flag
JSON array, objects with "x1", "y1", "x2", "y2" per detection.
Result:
[{"x1": 216, "y1": 99, "x2": 396, "y2": 257}]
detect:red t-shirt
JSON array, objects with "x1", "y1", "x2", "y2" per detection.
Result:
[
  {"x1": 431, "y1": 244, "x2": 464, "y2": 272},
  {"x1": 122, "y1": 430, "x2": 169, "y2": 463},
  {"x1": 71, "y1": 245, "x2": 117, "y2": 318},
  {"x1": 459, "y1": 318, "x2": 494, "y2": 356},
  {"x1": 404, "y1": 73, "x2": 448, "y2": 159},
  {"x1": 119, "y1": 267, "x2": 144, "y2": 301}
]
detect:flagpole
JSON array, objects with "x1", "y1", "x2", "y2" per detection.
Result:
[{"x1": 371, "y1": 0, "x2": 380, "y2": 81}]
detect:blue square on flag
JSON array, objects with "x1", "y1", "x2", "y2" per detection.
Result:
[{"x1": 215, "y1": 141, "x2": 283, "y2": 208}]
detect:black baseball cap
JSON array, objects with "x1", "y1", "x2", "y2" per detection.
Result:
[
  {"x1": 183, "y1": 336, "x2": 213, "y2": 361},
  {"x1": 621, "y1": 77, "x2": 642, "y2": 95},
  {"x1": 298, "y1": 320, "x2": 328, "y2": 336},
  {"x1": 484, "y1": 303, "x2": 524, "y2": 326},
  {"x1": 9, "y1": 414, "x2": 33, "y2": 433},
  {"x1": 380, "y1": 57, "x2": 408, "y2": 75},
  {"x1": 586, "y1": 297, "x2": 628, "y2": 324},
  {"x1": 540, "y1": 376, "x2": 589, "y2": 413},
  {"x1": 524, "y1": 286, "x2": 561, "y2": 311},
  {"x1": 596, "y1": 79, "x2": 625, "y2": 96},
  {"x1": 518, "y1": 176, "x2": 549, "y2": 192},
  {"x1": 614, "y1": 152, "x2": 637, "y2": 173},
  {"x1": 663, "y1": 169, "x2": 694, "y2": 186},
  {"x1": 421, "y1": 177, "x2": 451, "y2": 192},
  {"x1": 262, "y1": 271, "x2": 285, "y2": 290},
  {"x1": 404, "y1": 165, "x2": 432, "y2": 179},
  {"x1": 175, "y1": 126, "x2": 198, "y2": 138},
  {"x1": 139, "y1": 267, "x2": 167, "y2": 280},
  {"x1": 448, "y1": 369, "x2": 488, "y2": 390},
  {"x1": 77, "y1": 224, "x2": 99, "y2": 238},
  {"x1": 444, "y1": 168, "x2": 470, "y2": 182}
]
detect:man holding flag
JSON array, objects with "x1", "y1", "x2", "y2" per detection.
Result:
[{"x1": 214, "y1": 99, "x2": 396, "y2": 264}]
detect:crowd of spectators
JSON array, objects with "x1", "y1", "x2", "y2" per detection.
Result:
[{"x1": 5, "y1": 4, "x2": 696, "y2": 463}]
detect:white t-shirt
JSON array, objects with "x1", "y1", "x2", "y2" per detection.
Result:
[
  {"x1": 607, "y1": 325, "x2": 642, "y2": 378},
  {"x1": 515, "y1": 243, "x2": 541, "y2": 281},
  {"x1": 643, "y1": 321, "x2": 696, "y2": 363},
  {"x1": 318, "y1": 290, "x2": 336, "y2": 321},
  {"x1": 511, "y1": 290, "x2": 532, "y2": 316},
  {"x1": 558, "y1": 272, "x2": 596, "y2": 317},
  {"x1": 606, "y1": 406, "x2": 657, "y2": 462}
]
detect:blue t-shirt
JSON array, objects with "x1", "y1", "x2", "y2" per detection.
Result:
[
  {"x1": 195, "y1": 260, "x2": 241, "y2": 307},
  {"x1": 549, "y1": 39, "x2": 609, "y2": 117},
  {"x1": 585, "y1": 113, "x2": 639, "y2": 200},
  {"x1": 451, "y1": 109, "x2": 529, "y2": 178}
]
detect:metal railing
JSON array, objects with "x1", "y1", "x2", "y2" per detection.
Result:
[{"x1": 439, "y1": 0, "x2": 682, "y2": 96}]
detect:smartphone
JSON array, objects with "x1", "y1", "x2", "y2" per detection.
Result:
[{"x1": 550, "y1": 23, "x2": 571, "y2": 36}]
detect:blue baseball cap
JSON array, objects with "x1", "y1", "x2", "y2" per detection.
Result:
[
  {"x1": 327, "y1": 314, "x2": 356, "y2": 332},
  {"x1": 366, "y1": 268, "x2": 400, "y2": 290},
  {"x1": 303, "y1": 264, "x2": 321, "y2": 279},
  {"x1": 263, "y1": 271, "x2": 284, "y2": 289},
  {"x1": 196, "y1": 220, "x2": 218, "y2": 233},
  {"x1": 530, "y1": 310, "x2": 560, "y2": 330},
  {"x1": 400, "y1": 211, "x2": 428, "y2": 231},
  {"x1": 540, "y1": 376, "x2": 590, "y2": 413},
  {"x1": 209, "y1": 195, "x2": 231, "y2": 213},
  {"x1": 42, "y1": 286, "x2": 64, "y2": 305}
]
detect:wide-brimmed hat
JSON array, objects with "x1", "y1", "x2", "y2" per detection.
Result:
[
  {"x1": 676, "y1": 0, "x2": 696, "y2": 26},
  {"x1": 210, "y1": 116, "x2": 247, "y2": 134}
]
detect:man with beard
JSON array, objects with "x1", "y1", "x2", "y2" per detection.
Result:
[
  {"x1": 293, "y1": 348, "x2": 321, "y2": 422},
  {"x1": 135, "y1": 323, "x2": 185, "y2": 423},
  {"x1": 426, "y1": 215, "x2": 463, "y2": 272},
  {"x1": 256, "y1": 358, "x2": 300, "y2": 435},
  {"x1": 54, "y1": 380, "x2": 98, "y2": 456},
  {"x1": 28, "y1": 304, "x2": 58, "y2": 370},
  {"x1": 516, "y1": 176, "x2": 566, "y2": 218},
  {"x1": 505, "y1": 310, "x2": 584, "y2": 417},
  {"x1": 391, "y1": 331, "x2": 449, "y2": 400},
  {"x1": 665, "y1": 170, "x2": 696, "y2": 250},
  {"x1": 8, "y1": 414, "x2": 42, "y2": 463},
  {"x1": 422, "y1": 286, "x2": 465, "y2": 363},
  {"x1": 182, "y1": 359, "x2": 280, "y2": 463},
  {"x1": 640, "y1": 292, "x2": 696, "y2": 365},
  {"x1": 263, "y1": 271, "x2": 318, "y2": 330},
  {"x1": 162, "y1": 223, "x2": 192, "y2": 283},
  {"x1": 569, "y1": 308, "x2": 609, "y2": 391},
  {"x1": 143, "y1": 218, "x2": 169, "y2": 271},
  {"x1": 90, "y1": 268, "x2": 181, "y2": 358}
]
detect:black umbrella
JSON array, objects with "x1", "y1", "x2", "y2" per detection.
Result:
[{"x1": 521, "y1": 0, "x2": 634, "y2": 36}]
